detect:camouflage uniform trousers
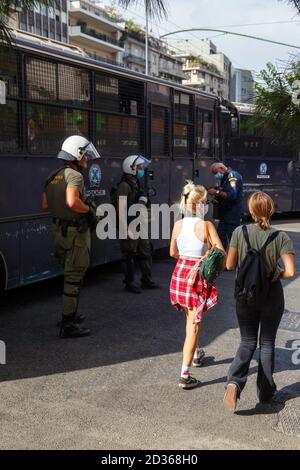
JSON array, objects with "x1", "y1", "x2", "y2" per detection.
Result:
[
  {"x1": 52, "y1": 224, "x2": 91, "y2": 317},
  {"x1": 120, "y1": 238, "x2": 153, "y2": 286}
]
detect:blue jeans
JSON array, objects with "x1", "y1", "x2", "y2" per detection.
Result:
[
  {"x1": 217, "y1": 220, "x2": 239, "y2": 251},
  {"x1": 227, "y1": 281, "x2": 284, "y2": 402}
]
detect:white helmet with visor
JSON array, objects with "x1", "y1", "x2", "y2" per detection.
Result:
[
  {"x1": 122, "y1": 155, "x2": 151, "y2": 175},
  {"x1": 58, "y1": 135, "x2": 101, "y2": 161}
]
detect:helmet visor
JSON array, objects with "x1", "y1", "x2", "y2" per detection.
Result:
[
  {"x1": 81, "y1": 142, "x2": 101, "y2": 160},
  {"x1": 133, "y1": 155, "x2": 151, "y2": 169}
]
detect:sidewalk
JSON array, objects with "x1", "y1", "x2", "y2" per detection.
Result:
[{"x1": 0, "y1": 221, "x2": 299, "y2": 449}]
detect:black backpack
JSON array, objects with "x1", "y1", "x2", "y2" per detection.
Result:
[{"x1": 235, "y1": 225, "x2": 281, "y2": 306}]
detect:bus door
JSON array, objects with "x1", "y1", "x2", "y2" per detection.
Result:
[
  {"x1": 170, "y1": 92, "x2": 195, "y2": 210},
  {"x1": 148, "y1": 103, "x2": 171, "y2": 250}
]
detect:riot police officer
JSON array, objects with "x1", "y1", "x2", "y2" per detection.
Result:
[
  {"x1": 42, "y1": 135, "x2": 100, "y2": 338},
  {"x1": 208, "y1": 162, "x2": 243, "y2": 251},
  {"x1": 116, "y1": 155, "x2": 158, "y2": 294}
]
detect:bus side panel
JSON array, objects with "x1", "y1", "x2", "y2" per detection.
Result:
[
  {"x1": 84, "y1": 157, "x2": 120, "y2": 266},
  {"x1": 146, "y1": 156, "x2": 170, "y2": 251},
  {"x1": 20, "y1": 218, "x2": 63, "y2": 285},
  {"x1": 0, "y1": 222, "x2": 20, "y2": 289},
  {"x1": 226, "y1": 158, "x2": 294, "y2": 212}
]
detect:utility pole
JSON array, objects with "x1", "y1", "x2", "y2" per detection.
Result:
[{"x1": 145, "y1": 0, "x2": 149, "y2": 75}]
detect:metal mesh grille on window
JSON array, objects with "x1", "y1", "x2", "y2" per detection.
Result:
[
  {"x1": 26, "y1": 57, "x2": 57, "y2": 101},
  {"x1": 151, "y1": 106, "x2": 169, "y2": 157},
  {"x1": 95, "y1": 73, "x2": 144, "y2": 116},
  {"x1": 95, "y1": 113, "x2": 144, "y2": 157},
  {"x1": 0, "y1": 100, "x2": 19, "y2": 153},
  {"x1": 58, "y1": 64, "x2": 90, "y2": 106},
  {"x1": 27, "y1": 104, "x2": 89, "y2": 155},
  {"x1": 0, "y1": 47, "x2": 20, "y2": 98}
]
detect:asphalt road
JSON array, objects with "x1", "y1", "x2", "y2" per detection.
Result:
[{"x1": 0, "y1": 220, "x2": 300, "y2": 450}]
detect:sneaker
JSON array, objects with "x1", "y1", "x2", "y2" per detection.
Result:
[
  {"x1": 179, "y1": 375, "x2": 200, "y2": 390},
  {"x1": 223, "y1": 383, "x2": 238, "y2": 412},
  {"x1": 192, "y1": 349, "x2": 205, "y2": 367}
]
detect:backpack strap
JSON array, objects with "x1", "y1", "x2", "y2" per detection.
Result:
[
  {"x1": 242, "y1": 225, "x2": 251, "y2": 251},
  {"x1": 205, "y1": 221, "x2": 212, "y2": 249},
  {"x1": 44, "y1": 166, "x2": 66, "y2": 190},
  {"x1": 260, "y1": 231, "x2": 281, "y2": 253}
]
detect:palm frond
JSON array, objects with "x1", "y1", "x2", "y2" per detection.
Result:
[{"x1": 117, "y1": 0, "x2": 168, "y2": 19}]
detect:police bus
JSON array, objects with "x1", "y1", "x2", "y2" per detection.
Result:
[
  {"x1": 225, "y1": 102, "x2": 299, "y2": 214},
  {"x1": 0, "y1": 31, "x2": 294, "y2": 291}
]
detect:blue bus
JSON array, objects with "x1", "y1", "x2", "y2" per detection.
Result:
[
  {"x1": 1, "y1": 32, "x2": 297, "y2": 292},
  {"x1": 224, "y1": 102, "x2": 299, "y2": 213},
  {"x1": 0, "y1": 32, "x2": 240, "y2": 290}
]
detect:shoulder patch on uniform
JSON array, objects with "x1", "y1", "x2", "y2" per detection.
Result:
[
  {"x1": 230, "y1": 181, "x2": 237, "y2": 188},
  {"x1": 229, "y1": 177, "x2": 237, "y2": 181}
]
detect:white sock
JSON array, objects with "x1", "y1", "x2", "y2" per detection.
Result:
[{"x1": 181, "y1": 365, "x2": 190, "y2": 378}]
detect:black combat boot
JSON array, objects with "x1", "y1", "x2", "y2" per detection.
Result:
[
  {"x1": 57, "y1": 313, "x2": 86, "y2": 327},
  {"x1": 124, "y1": 283, "x2": 141, "y2": 294},
  {"x1": 141, "y1": 279, "x2": 159, "y2": 289},
  {"x1": 59, "y1": 314, "x2": 90, "y2": 338}
]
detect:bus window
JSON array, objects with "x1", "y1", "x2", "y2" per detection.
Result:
[
  {"x1": 95, "y1": 113, "x2": 143, "y2": 157},
  {"x1": 27, "y1": 104, "x2": 89, "y2": 155},
  {"x1": 26, "y1": 57, "x2": 57, "y2": 101},
  {"x1": 26, "y1": 58, "x2": 91, "y2": 106},
  {"x1": 58, "y1": 64, "x2": 90, "y2": 106},
  {"x1": 151, "y1": 106, "x2": 169, "y2": 157},
  {"x1": 0, "y1": 47, "x2": 19, "y2": 99},
  {"x1": 196, "y1": 110, "x2": 212, "y2": 156},
  {"x1": 0, "y1": 100, "x2": 20, "y2": 153}
]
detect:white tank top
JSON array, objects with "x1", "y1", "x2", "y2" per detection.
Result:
[{"x1": 177, "y1": 217, "x2": 207, "y2": 258}]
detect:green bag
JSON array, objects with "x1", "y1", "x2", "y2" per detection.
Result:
[{"x1": 199, "y1": 222, "x2": 224, "y2": 283}]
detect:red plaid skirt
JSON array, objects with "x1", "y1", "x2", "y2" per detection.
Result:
[{"x1": 170, "y1": 257, "x2": 218, "y2": 323}]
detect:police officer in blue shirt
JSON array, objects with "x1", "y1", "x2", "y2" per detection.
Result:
[{"x1": 208, "y1": 162, "x2": 243, "y2": 250}]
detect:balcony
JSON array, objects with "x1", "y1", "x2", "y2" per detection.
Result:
[
  {"x1": 123, "y1": 53, "x2": 146, "y2": 67},
  {"x1": 69, "y1": 25, "x2": 124, "y2": 52},
  {"x1": 159, "y1": 64, "x2": 186, "y2": 80},
  {"x1": 69, "y1": 1, "x2": 125, "y2": 32}
]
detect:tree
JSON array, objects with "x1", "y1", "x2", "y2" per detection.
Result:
[
  {"x1": 117, "y1": 0, "x2": 168, "y2": 19},
  {"x1": 253, "y1": 61, "x2": 300, "y2": 150},
  {"x1": 282, "y1": 0, "x2": 300, "y2": 13},
  {"x1": 0, "y1": 1, "x2": 51, "y2": 44}
]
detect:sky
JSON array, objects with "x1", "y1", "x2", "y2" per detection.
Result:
[{"x1": 101, "y1": 0, "x2": 300, "y2": 76}]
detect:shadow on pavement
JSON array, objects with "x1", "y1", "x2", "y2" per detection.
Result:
[{"x1": 0, "y1": 229, "x2": 299, "y2": 386}]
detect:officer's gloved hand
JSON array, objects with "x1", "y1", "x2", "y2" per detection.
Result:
[
  {"x1": 85, "y1": 207, "x2": 98, "y2": 231},
  {"x1": 138, "y1": 195, "x2": 148, "y2": 205}
]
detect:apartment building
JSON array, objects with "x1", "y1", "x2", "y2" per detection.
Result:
[
  {"x1": 68, "y1": 0, "x2": 125, "y2": 65},
  {"x1": 231, "y1": 67, "x2": 255, "y2": 104},
  {"x1": 18, "y1": 0, "x2": 68, "y2": 43},
  {"x1": 176, "y1": 39, "x2": 232, "y2": 98},
  {"x1": 123, "y1": 27, "x2": 185, "y2": 82}
]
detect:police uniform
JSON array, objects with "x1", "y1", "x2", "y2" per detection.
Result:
[
  {"x1": 116, "y1": 175, "x2": 153, "y2": 289},
  {"x1": 217, "y1": 169, "x2": 243, "y2": 250},
  {"x1": 45, "y1": 166, "x2": 91, "y2": 322}
]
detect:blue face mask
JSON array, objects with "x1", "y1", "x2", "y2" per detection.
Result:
[
  {"x1": 215, "y1": 172, "x2": 223, "y2": 181},
  {"x1": 137, "y1": 169, "x2": 145, "y2": 179}
]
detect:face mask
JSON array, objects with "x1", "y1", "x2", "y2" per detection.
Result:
[
  {"x1": 215, "y1": 172, "x2": 223, "y2": 181},
  {"x1": 136, "y1": 169, "x2": 145, "y2": 179},
  {"x1": 197, "y1": 203, "x2": 209, "y2": 219}
]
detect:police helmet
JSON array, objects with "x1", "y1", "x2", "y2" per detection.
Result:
[
  {"x1": 122, "y1": 155, "x2": 151, "y2": 175},
  {"x1": 57, "y1": 135, "x2": 101, "y2": 161}
]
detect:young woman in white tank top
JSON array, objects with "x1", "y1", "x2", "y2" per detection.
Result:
[{"x1": 170, "y1": 181, "x2": 225, "y2": 389}]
